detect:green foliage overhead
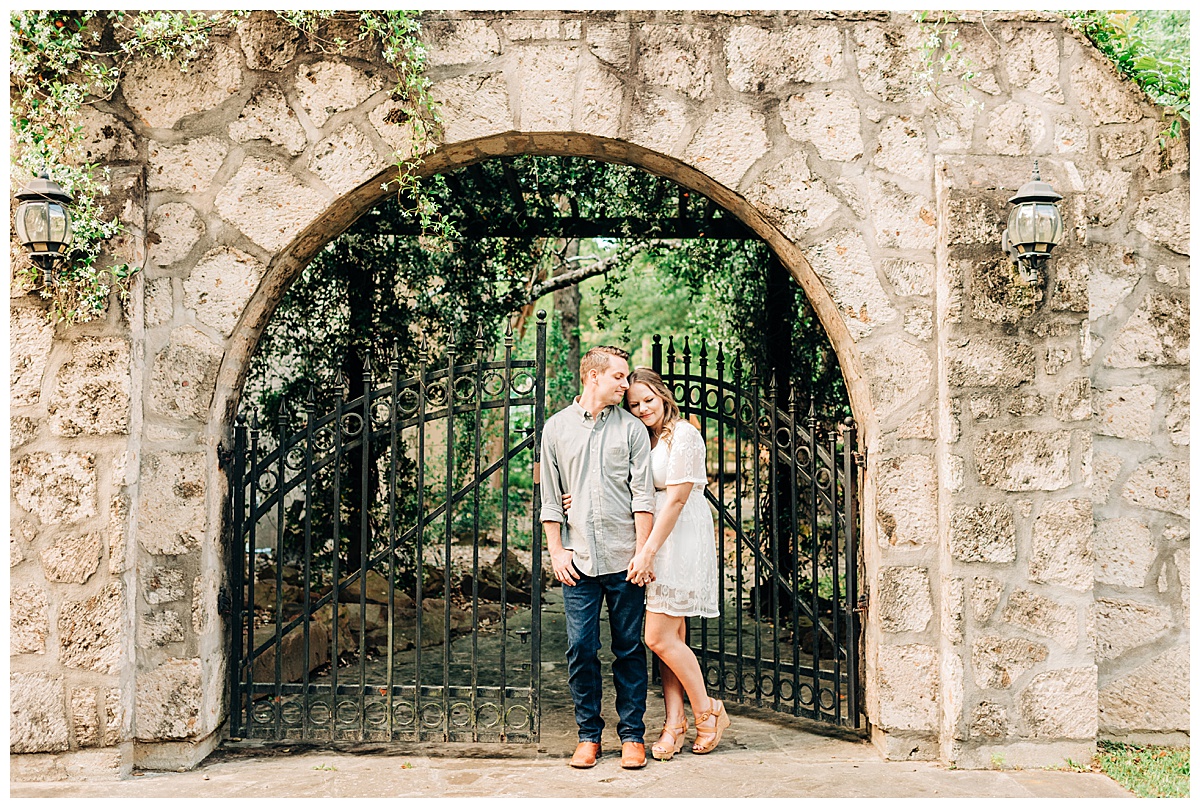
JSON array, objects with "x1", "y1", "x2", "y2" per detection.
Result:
[{"x1": 1064, "y1": 10, "x2": 1189, "y2": 140}]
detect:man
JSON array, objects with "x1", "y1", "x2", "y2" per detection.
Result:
[{"x1": 540, "y1": 345, "x2": 655, "y2": 770}]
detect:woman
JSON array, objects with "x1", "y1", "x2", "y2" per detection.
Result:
[{"x1": 572, "y1": 367, "x2": 728, "y2": 758}]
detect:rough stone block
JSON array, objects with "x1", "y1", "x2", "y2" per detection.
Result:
[
  {"x1": 947, "y1": 339, "x2": 1035, "y2": 388},
  {"x1": 974, "y1": 430, "x2": 1071, "y2": 491},
  {"x1": 39, "y1": 532, "x2": 102, "y2": 584},
  {"x1": 869, "y1": 178, "x2": 936, "y2": 252},
  {"x1": 1029, "y1": 499, "x2": 1093, "y2": 591},
  {"x1": 1070, "y1": 58, "x2": 1144, "y2": 125},
  {"x1": 135, "y1": 658, "x2": 203, "y2": 740},
  {"x1": 71, "y1": 688, "x2": 100, "y2": 747},
  {"x1": 969, "y1": 701, "x2": 1009, "y2": 737},
  {"x1": 432, "y1": 73, "x2": 513, "y2": 145},
  {"x1": 229, "y1": 83, "x2": 308, "y2": 155},
  {"x1": 11, "y1": 307, "x2": 55, "y2": 407},
  {"x1": 781, "y1": 90, "x2": 863, "y2": 161},
  {"x1": 585, "y1": 21, "x2": 630, "y2": 70},
  {"x1": 853, "y1": 22, "x2": 922, "y2": 102},
  {"x1": 182, "y1": 248, "x2": 266, "y2": 338},
  {"x1": 876, "y1": 643, "x2": 938, "y2": 731},
  {"x1": 871, "y1": 116, "x2": 930, "y2": 183},
  {"x1": 1165, "y1": 382, "x2": 1189, "y2": 446},
  {"x1": 875, "y1": 454, "x2": 936, "y2": 547},
  {"x1": 139, "y1": 609, "x2": 186, "y2": 648},
  {"x1": 11, "y1": 415, "x2": 38, "y2": 450},
  {"x1": 725, "y1": 24, "x2": 844, "y2": 92},
  {"x1": 1094, "y1": 517, "x2": 1155, "y2": 587},
  {"x1": 971, "y1": 636, "x2": 1048, "y2": 688},
  {"x1": 58, "y1": 582, "x2": 124, "y2": 675},
  {"x1": 138, "y1": 452, "x2": 206, "y2": 555},
  {"x1": 1122, "y1": 458, "x2": 1189, "y2": 518},
  {"x1": 1094, "y1": 598, "x2": 1172, "y2": 661},
  {"x1": 108, "y1": 495, "x2": 129, "y2": 575},
  {"x1": 950, "y1": 502, "x2": 1015, "y2": 563},
  {"x1": 236, "y1": 12, "x2": 301, "y2": 71},
  {"x1": 985, "y1": 102, "x2": 1045, "y2": 156},
  {"x1": 1051, "y1": 378, "x2": 1092, "y2": 423},
  {"x1": 213, "y1": 157, "x2": 328, "y2": 253},
  {"x1": 1021, "y1": 667, "x2": 1098, "y2": 739},
  {"x1": 744, "y1": 154, "x2": 840, "y2": 240},
  {"x1": 878, "y1": 566, "x2": 932, "y2": 633},
  {"x1": 1099, "y1": 646, "x2": 1189, "y2": 734},
  {"x1": 147, "y1": 137, "x2": 228, "y2": 194},
  {"x1": 148, "y1": 203, "x2": 205, "y2": 269},
  {"x1": 1086, "y1": 167, "x2": 1134, "y2": 227},
  {"x1": 881, "y1": 258, "x2": 933, "y2": 297},
  {"x1": 144, "y1": 565, "x2": 188, "y2": 605},
  {"x1": 1133, "y1": 186, "x2": 1189, "y2": 255},
  {"x1": 294, "y1": 60, "x2": 385, "y2": 129},
  {"x1": 47, "y1": 339, "x2": 130, "y2": 437},
  {"x1": 970, "y1": 256, "x2": 1040, "y2": 323},
  {"x1": 805, "y1": 231, "x2": 897, "y2": 339},
  {"x1": 1094, "y1": 385, "x2": 1154, "y2": 441},
  {"x1": 576, "y1": 59, "x2": 624, "y2": 138},
  {"x1": 970, "y1": 577, "x2": 1004, "y2": 623},
  {"x1": 12, "y1": 452, "x2": 98, "y2": 525},
  {"x1": 1091, "y1": 452, "x2": 1122, "y2": 505},
  {"x1": 192, "y1": 569, "x2": 219, "y2": 635},
  {"x1": 1004, "y1": 26, "x2": 1062, "y2": 100},
  {"x1": 637, "y1": 24, "x2": 714, "y2": 100},
  {"x1": 104, "y1": 688, "x2": 124, "y2": 747},
  {"x1": 862, "y1": 337, "x2": 931, "y2": 413},
  {"x1": 1053, "y1": 113, "x2": 1087, "y2": 153},
  {"x1": 422, "y1": 20, "x2": 502, "y2": 67},
  {"x1": 682, "y1": 103, "x2": 769, "y2": 189},
  {"x1": 11, "y1": 582, "x2": 49, "y2": 654},
  {"x1": 122, "y1": 40, "x2": 243, "y2": 129},
  {"x1": 516, "y1": 45, "x2": 579, "y2": 131},
  {"x1": 149, "y1": 326, "x2": 223, "y2": 421},
  {"x1": 1002, "y1": 588, "x2": 1078, "y2": 649},
  {"x1": 1103, "y1": 292, "x2": 1189, "y2": 368},
  {"x1": 77, "y1": 106, "x2": 139, "y2": 163},
  {"x1": 10, "y1": 673, "x2": 69, "y2": 753}
]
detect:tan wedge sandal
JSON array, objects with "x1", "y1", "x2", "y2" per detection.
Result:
[
  {"x1": 651, "y1": 721, "x2": 688, "y2": 761},
  {"x1": 691, "y1": 698, "x2": 730, "y2": 754}
]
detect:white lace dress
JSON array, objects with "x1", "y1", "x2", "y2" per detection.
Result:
[{"x1": 645, "y1": 420, "x2": 720, "y2": 618}]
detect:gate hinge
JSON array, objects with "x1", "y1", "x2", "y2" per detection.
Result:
[
  {"x1": 217, "y1": 584, "x2": 233, "y2": 617},
  {"x1": 855, "y1": 592, "x2": 869, "y2": 614},
  {"x1": 217, "y1": 442, "x2": 233, "y2": 472}
]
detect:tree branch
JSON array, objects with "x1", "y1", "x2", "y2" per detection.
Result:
[{"x1": 518, "y1": 247, "x2": 642, "y2": 309}]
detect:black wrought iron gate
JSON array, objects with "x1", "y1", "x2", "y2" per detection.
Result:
[
  {"x1": 651, "y1": 335, "x2": 862, "y2": 729},
  {"x1": 226, "y1": 316, "x2": 546, "y2": 743}
]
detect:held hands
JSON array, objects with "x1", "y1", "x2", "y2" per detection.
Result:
[
  {"x1": 563, "y1": 493, "x2": 655, "y2": 587},
  {"x1": 626, "y1": 549, "x2": 656, "y2": 587}
]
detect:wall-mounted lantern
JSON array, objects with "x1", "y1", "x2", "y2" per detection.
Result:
[
  {"x1": 1001, "y1": 160, "x2": 1063, "y2": 284},
  {"x1": 14, "y1": 170, "x2": 75, "y2": 281}
]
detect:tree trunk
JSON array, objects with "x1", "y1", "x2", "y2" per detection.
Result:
[{"x1": 551, "y1": 239, "x2": 582, "y2": 412}]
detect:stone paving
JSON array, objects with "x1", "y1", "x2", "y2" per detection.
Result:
[{"x1": 13, "y1": 587, "x2": 1130, "y2": 798}]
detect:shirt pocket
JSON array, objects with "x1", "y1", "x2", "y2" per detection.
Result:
[{"x1": 603, "y1": 438, "x2": 628, "y2": 475}]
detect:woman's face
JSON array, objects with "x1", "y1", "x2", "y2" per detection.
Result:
[{"x1": 626, "y1": 382, "x2": 665, "y2": 431}]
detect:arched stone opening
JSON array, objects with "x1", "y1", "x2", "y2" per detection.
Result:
[{"x1": 211, "y1": 134, "x2": 874, "y2": 449}]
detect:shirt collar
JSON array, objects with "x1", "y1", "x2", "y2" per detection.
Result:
[{"x1": 571, "y1": 396, "x2": 612, "y2": 423}]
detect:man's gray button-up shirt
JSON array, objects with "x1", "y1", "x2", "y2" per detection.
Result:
[{"x1": 539, "y1": 399, "x2": 655, "y2": 576}]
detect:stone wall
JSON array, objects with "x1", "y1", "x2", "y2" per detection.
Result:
[{"x1": 9, "y1": 9, "x2": 1188, "y2": 778}]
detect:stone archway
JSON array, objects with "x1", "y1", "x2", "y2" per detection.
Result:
[{"x1": 10, "y1": 11, "x2": 1189, "y2": 780}]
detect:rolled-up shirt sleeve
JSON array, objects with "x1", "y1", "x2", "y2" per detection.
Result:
[
  {"x1": 628, "y1": 425, "x2": 655, "y2": 514},
  {"x1": 539, "y1": 426, "x2": 565, "y2": 523}
]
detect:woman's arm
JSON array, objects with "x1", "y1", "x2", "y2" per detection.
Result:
[{"x1": 626, "y1": 481, "x2": 692, "y2": 582}]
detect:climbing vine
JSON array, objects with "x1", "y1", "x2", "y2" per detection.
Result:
[
  {"x1": 9, "y1": 10, "x2": 443, "y2": 323},
  {"x1": 912, "y1": 11, "x2": 981, "y2": 106}
]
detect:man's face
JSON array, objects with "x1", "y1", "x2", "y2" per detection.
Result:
[{"x1": 588, "y1": 356, "x2": 630, "y2": 407}]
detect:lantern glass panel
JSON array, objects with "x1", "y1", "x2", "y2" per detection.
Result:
[
  {"x1": 1034, "y1": 203, "x2": 1062, "y2": 247},
  {"x1": 1008, "y1": 203, "x2": 1037, "y2": 252},
  {"x1": 18, "y1": 201, "x2": 50, "y2": 245},
  {"x1": 47, "y1": 203, "x2": 70, "y2": 252}
]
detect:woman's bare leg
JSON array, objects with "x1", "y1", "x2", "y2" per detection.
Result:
[{"x1": 645, "y1": 611, "x2": 712, "y2": 720}]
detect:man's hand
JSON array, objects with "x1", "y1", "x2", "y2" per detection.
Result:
[
  {"x1": 562, "y1": 493, "x2": 572, "y2": 511},
  {"x1": 550, "y1": 545, "x2": 579, "y2": 587}
]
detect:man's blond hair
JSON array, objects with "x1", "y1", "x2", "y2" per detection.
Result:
[{"x1": 579, "y1": 345, "x2": 630, "y2": 383}]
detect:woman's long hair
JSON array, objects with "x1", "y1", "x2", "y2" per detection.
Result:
[{"x1": 626, "y1": 367, "x2": 682, "y2": 444}]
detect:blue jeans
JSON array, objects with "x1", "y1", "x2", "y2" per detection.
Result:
[{"x1": 562, "y1": 570, "x2": 648, "y2": 744}]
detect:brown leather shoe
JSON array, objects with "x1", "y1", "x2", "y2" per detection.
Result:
[
  {"x1": 569, "y1": 741, "x2": 600, "y2": 768},
  {"x1": 620, "y1": 741, "x2": 647, "y2": 769}
]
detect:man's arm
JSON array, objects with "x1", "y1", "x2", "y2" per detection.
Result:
[
  {"x1": 539, "y1": 426, "x2": 578, "y2": 586},
  {"x1": 634, "y1": 511, "x2": 653, "y2": 553},
  {"x1": 627, "y1": 422, "x2": 655, "y2": 520}
]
